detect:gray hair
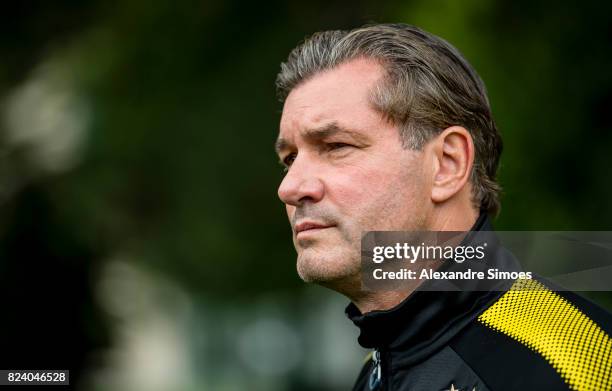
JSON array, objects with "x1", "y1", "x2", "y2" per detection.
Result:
[{"x1": 276, "y1": 23, "x2": 503, "y2": 216}]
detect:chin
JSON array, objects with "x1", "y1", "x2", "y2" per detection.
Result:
[{"x1": 296, "y1": 250, "x2": 360, "y2": 284}]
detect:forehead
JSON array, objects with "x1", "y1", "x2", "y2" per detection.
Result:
[{"x1": 279, "y1": 58, "x2": 386, "y2": 139}]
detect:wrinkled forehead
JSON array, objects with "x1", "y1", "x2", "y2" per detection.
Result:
[{"x1": 278, "y1": 58, "x2": 387, "y2": 140}]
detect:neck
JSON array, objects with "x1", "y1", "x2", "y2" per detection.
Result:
[
  {"x1": 346, "y1": 206, "x2": 480, "y2": 314},
  {"x1": 427, "y1": 202, "x2": 480, "y2": 231},
  {"x1": 350, "y1": 287, "x2": 417, "y2": 314}
]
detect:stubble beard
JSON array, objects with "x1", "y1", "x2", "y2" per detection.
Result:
[
  {"x1": 295, "y1": 223, "x2": 362, "y2": 287},
  {"x1": 292, "y1": 177, "x2": 429, "y2": 293}
]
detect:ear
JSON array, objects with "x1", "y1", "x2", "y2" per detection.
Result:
[{"x1": 429, "y1": 126, "x2": 474, "y2": 204}]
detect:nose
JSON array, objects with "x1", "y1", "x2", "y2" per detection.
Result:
[{"x1": 277, "y1": 157, "x2": 325, "y2": 206}]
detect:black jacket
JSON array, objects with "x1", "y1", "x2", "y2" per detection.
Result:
[{"x1": 347, "y1": 214, "x2": 612, "y2": 391}]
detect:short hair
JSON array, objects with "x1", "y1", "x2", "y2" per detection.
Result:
[{"x1": 276, "y1": 23, "x2": 503, "y2": 216}]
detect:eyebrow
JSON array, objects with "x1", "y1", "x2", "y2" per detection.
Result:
[{"x1": 274, "y1": 122, "x2": 369, "y2": 155}]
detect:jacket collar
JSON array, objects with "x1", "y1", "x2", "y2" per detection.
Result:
[{"x1": 345, "y1": 212, "x2": 517, "y2": 367}]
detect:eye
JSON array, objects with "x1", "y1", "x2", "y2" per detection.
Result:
[
  {"x1": 281, "y1": 153, "x2": 296, "y2": 170},
  {"x1": 327, "y1": 142, "x2": 352, "y2": 150}
]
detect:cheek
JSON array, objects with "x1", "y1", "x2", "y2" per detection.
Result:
[
  {"x1": 328, "y1": 165, "x2": 400, "y2": 214},
  {"x1": 329, "y1": 157, "x2": 427, "y2": 226}
]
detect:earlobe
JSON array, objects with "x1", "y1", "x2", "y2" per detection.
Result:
[{"x1": 430, "y1": 126, "x2": 474, "y2": 204}]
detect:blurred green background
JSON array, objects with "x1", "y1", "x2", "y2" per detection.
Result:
[{"x1": 1, "y1": 0, "x2": 611, "y2": 390}]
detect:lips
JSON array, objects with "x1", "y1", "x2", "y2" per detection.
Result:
[{"x1": 294, "y1": 221, "x2": 334, "y2": 235}]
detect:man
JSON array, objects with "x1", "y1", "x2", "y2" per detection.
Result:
[{"x1": 274, "y1": 24, "x2": 611, "y2": 390}]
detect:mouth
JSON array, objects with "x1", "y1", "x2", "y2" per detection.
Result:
[{"x1": 294, "y1": 221, "x2": 335, "y2": 237}]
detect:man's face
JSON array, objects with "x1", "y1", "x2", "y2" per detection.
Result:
[{"x1": 276, "y1": 58, "x2": 432, "y2": 287}]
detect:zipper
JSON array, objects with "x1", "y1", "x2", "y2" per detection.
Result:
[{"x1": 368, "y1": 349, "x2": 382, "y2": 390}]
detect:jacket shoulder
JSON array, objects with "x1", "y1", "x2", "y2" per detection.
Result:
[{"x1": 450, "y1": 277, "x2": 612, "y2": 391}]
